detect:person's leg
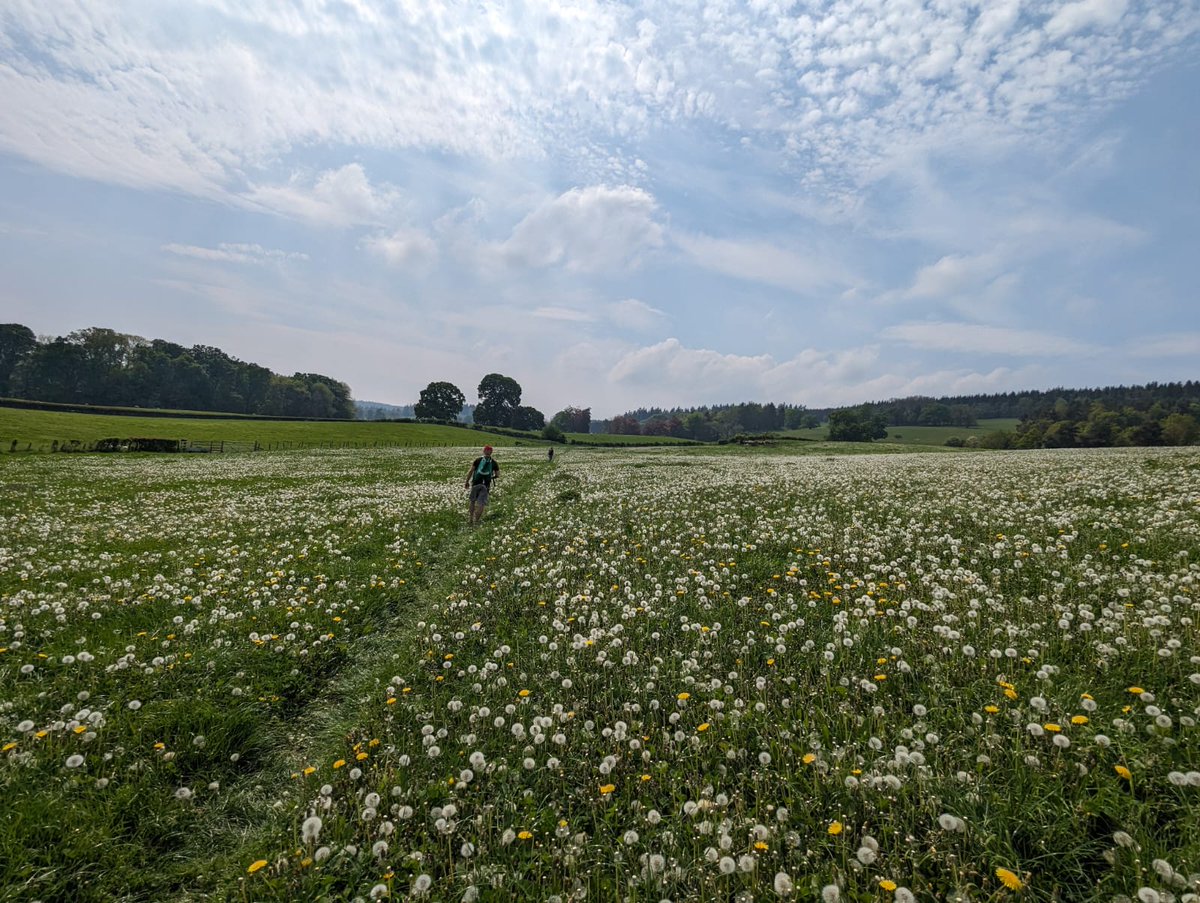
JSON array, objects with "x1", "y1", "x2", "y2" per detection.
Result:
[{"x1": 472, "y1": 485, "x2": 489, "y2": 525}]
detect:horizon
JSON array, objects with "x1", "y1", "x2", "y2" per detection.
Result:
[{"x1": 2, "y1": 2, "x2": 1198, "y2": 416}]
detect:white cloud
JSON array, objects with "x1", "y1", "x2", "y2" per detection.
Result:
[
  {"x1": 605, "y1": 298, "x2": 666, "y2": 332},
  {"x1": 882, "y1": 321, "x2": 1101, "y2": 356},
  {"x1": 595, "y1": 336, "x2": 1046, "y2": 410},
  {"x1": 1127, "y1": 333, "x2": 1200, "y2": 358},
  {"x1": 906, "y1": 253, "x2": 1001, "y2": 300},
  {"x1": 673, "y1": 233, "x2": 847, "y2": 295},
  {"x1": 0, "y1": 0, "x2": 1191, "y2": 208},
  {"x1": 500, "y1": 186, "x2": 664, "y2": 273},
  {"x1": 1046, "y1": 0, "x2": 1130, "y2": 40},
  {"x1": 362, "y1": 228, "x2": 438, "y2": 269},
  {"x1": 161, "y1": 242, "x2": 308, "y2": 265},
  {"x1": 241, "y1": 164, "x2": 399, "y2": 227},
  {"x1": 532, "y1": 306, "x2": 594, "y2": 323}
]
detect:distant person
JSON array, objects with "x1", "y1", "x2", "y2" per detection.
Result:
[
  {"x1": 547, "y1": 447, "x2": 554, "y2": 462},
  {"x1": 465, "y1": 445, "x2": 499, "y2": 526}
]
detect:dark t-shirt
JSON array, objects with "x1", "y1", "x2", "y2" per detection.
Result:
[{"x1": 469, "y1": 456, "x2": 499, "y2": 487}]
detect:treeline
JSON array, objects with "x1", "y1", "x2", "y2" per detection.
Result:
[
  {"x1": 598, "y1": 402, "x2": 820, "y2": 440},
  {"x1": 951, "y1": 402, "x2": 1200, "y2": 449},
  {"x1": 0, "y1": 324, "x2": 354, "y2": 419},
  {"x1": 841, "y1": 383, "x2": 1200, "y2": 426}
]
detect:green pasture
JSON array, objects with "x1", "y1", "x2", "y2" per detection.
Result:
[
  {"x1": 781, "y1": 417, "x2": 1020, "y2": 446},
  {"x1": 0, "y1": 406, "x2": 706, "y2": 452},
  {"x1": 0, "y1": 407, "x2": 529, "y2": 449}
]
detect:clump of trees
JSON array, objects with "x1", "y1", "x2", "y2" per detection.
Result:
[
  {"x1": 550, "y1": 407, "x2": 591, "y2": 434},
  {"x1": 599, "y1": 402, "x2": 819, "y2": 440},
  {"x1": 827, "y1": 408, "x2": 888, "y2": 442},
  {"x1": 413, "y1": 373, "x2": 545, "y2": 432},
  {"x1": 413, "y1": 381, "x2": 465, "y2": 422},
  {"x1": 0, "y1": 324, "x2": 354, "y2": 418},
  {"x1": 948, "y1": 401, "x2": 1200, "y2": 449}
]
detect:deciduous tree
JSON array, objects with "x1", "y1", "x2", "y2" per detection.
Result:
[{"x1": 414, "y1": 381, "x2": 466, "y2": 421}]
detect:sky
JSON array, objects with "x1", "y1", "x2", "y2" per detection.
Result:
[{"x1": 1, "y1": 1, "x2": 1197, "y2": 417}]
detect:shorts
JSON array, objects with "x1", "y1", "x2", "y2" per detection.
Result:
[{"x1": 469, "y1": 483, "x2": 490, "y2": 506}]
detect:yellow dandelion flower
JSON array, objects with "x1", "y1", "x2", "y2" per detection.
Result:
[
  {"x1": 1114, "y1": 765, "x2": 1132, "y2": 780},
  {"x1": 879, "y1": 879, "x2": 898, "y2": 892},
  {"x1": 803, "y1": 753, "x2": 817, "y2": 764},
  {"x1": 518, "y1": 830, "x2": 533, "y2": 840},
  {"x1": 697, "y1": 723, "x2": 711, "y2": 732},
  {"x1": 828, "y1": 821, "x2": 843, "y2": 835},
  {"x1": 600, "y1": 784, "x2": 616, "y2": 795},
  {"x1": 641, "y1": 774, "x2": 651, "y2": 782},
  {"x1": 1071, "y1": 715, "x2": 1088, "y2": 725},
  {"x1": 1004, "y1": 688, "x2": 1018, "y2": 700},
  {"x1": 333, "y1": 759, "x2": 346, "y2": 769},
  {"x1": 356, "y1": 752, "x2": 368, "y2": 761},
  {"x1": 677, "y1": 692, "x2": 690, "y2": 700},
  {"x1": 2, "y1": 742, "x2": 16, "y2": 752},
  {"x1": 1127, "y1": 686, "x2": 1145, "y2": 695},
  {"x1": 303, "y1": 766, "x2": 316, "y2": 775},
  {"x1": 247, "y1": 859, "x2": 269, "y2": 874},
  {"x1": 1043, "y1": 723, "x2": 1061, "y2": 733},
  {"x1": 518, "y1": 689, "x2": 531, "y2": 697},
  {"x1": 754, "y1": 841, "x2": 769, "y2": 851},
  {"x1": 995, "y1": 867, "x2": 1023, "y2": 890},
  {"x1": 984, "y1": 705, "x2": 1000, "y2": 714}
]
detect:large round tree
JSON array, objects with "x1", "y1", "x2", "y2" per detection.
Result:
[
  {"x1": 414, "y1": 381, "x2": 466, "y2": 421},
  {"x1": 473, "y1": 373, "x2": 522, "y2": 427}
]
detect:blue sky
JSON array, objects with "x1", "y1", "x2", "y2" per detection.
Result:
[{"x1": 1, "y1": 0, "x2": 1197, "y2": 417}]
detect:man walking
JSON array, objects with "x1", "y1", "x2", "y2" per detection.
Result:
[{"x1": 465, "y1": 445, "x2": 500, "y2": 526}]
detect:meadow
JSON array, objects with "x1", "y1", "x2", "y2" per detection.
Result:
[
  {"x1": 1, "y1": 445, "x2": 1199, "y2": 902},
  {"x1": 0, "y1": 406, "x2": 690, "y2": 451},
  {"x1": 781, "y1": 419, "x2": 1021, "y2": 447}
]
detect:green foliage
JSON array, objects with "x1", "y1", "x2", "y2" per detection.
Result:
[
  {"x1": 510, "y1": 404, "x2": 545, "y2": 431},
  {"x1": 0, "y1": 324, "x2": 36, "y2": 396},
  {"x1": 550, "y1": 406, "x2": 590, "y2": 433},
  {"x1": 413, "y1": 381, "x2": 466, "y2": 422},
  {"x1": 540, "y1": 423, "x2": 565, "y2": 443},
  {"x1": 1, "y1": 322, "x2": 353, "y2": 418},
  {"x1": 827, "y1": 408, "x2": 888, "y2": 441},
  {"x1": 474, "y1": 373, "x2": 522, "y2": 427},
  {"x1": 607, "y1": 414, "x2": 641, "y2": 435}
]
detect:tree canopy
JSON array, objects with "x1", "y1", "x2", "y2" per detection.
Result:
[
  {"x1": 413, "y1": 381, "x2": 466, "y2": 422},
  {"x1": 0, "y1": 322, "x2": 354, "y2": 418},
  {"x1": 474, "y1": 373, "x2": 523, "y2": 427}
]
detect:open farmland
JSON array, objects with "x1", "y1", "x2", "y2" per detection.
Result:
[
  {"x1": 780, "y1": 419, "x2": 1021, "y2": 447},
  {"x1": 0, "y1": 406, "x2": 525, "y2": 450},
  {"x1": 2, "y1": 447, "x2": 1199, "y2": 902}
]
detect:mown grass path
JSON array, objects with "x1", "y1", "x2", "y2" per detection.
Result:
[
  {"x1": 0, "y1": 448, "x2": 549, "y2": 903},
  {"x1": 174, "y1": 458, "x2": 552, "y2": 901}
]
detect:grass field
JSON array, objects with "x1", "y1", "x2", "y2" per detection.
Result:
[
  {"x1": 780, "y1": 418, "x2": 1020, "y2": 447},
  {"x1": 0, "y1": 406, "x2": 697, "y2": 451},
  {"x1": 2, "y1": 444, "x2": 1198, "y2": 901},
  {"x1": 565, "y1": 432, "x2": 694, "y2": 445},
  {"x1": 0, "y1": 407, "x2": 526, "y2": 449}
]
